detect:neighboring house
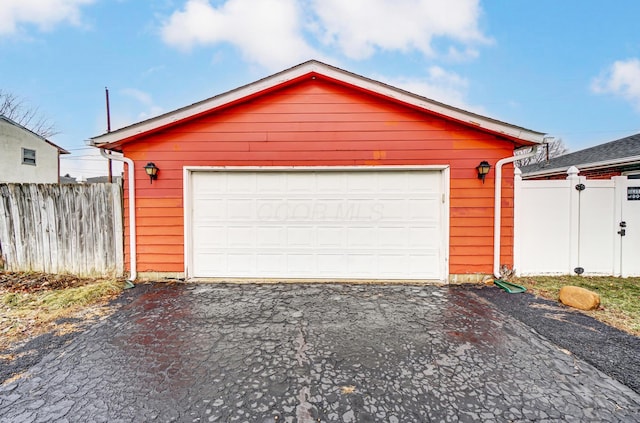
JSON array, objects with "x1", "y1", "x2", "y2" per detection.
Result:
[
  {"x1": 60, "y1": 175, "x2": 123, "y2": 184},
  {"x1": 521, "y1": 133, "x2": 640, "y2": 180},
  {"x1": 91, "y1": 60, "x2": 544, "y2": 282},
  {"x1": 0, "y1": 114, "x2": 69, "y2": 183}
]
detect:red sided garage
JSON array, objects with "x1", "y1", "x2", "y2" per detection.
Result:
[{"x1": 91, "y1": 61, "x2": 544, "y2": 282}]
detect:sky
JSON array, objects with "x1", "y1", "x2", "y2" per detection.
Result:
[{"x1": 1, "y1": 0, "x2": 640, "y2": 178}]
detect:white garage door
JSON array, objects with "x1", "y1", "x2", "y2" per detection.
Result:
[{"x1": 189, "y1": 169, "x2": 446, "y2": 280}]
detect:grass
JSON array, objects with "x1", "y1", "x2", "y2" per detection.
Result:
[
  {"x1": 0, "y1": 279, "x2": 124, "y2": 351},
  {"x1": 514, "y1": 276, "x2": 640, "y2": 336}
]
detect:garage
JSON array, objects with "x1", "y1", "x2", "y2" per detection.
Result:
[
  {"x1": 91, "y1": 60, "x2": 544, "y2": 281},
  {"x1": 187, "y1": 168, "x2": 448, "y2": 280}
]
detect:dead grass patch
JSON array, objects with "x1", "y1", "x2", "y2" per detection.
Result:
[
  {"x1": 514, "y1": 276, "x2": 640, "y2": 336},
  {"x1": 0, "y1": 274, "x2": 125, "y2": 351}
]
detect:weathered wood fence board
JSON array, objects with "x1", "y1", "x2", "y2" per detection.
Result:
[{"x1": 0, "y1": 183, "x2": 123, "y2": 277}]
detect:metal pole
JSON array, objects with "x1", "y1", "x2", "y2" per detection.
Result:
[{"x1": 105, "y1": 87, "x2": 113, "y2": 183}]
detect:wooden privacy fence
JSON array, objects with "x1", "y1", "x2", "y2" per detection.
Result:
[{"x1": 0, "y1": 183, "x2": 124, "y2": 277}]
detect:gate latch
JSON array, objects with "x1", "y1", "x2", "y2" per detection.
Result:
[{"x1": 618, "y1": 221, "x2": 627, "y2": 236}]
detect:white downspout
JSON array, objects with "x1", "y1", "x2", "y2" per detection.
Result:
[
  {"x1": 100, "y1": 149, "x2": 137, "y2": 284},
  {"x1": 493, "y1": 147, "x2": 538, "y2": 279}
]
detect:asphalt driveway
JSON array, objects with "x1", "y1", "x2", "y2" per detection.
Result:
[{"x1": 1, "y1": 283, "x2": 639, "y2": 422}]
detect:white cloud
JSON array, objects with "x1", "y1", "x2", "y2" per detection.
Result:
[
  {"x1": 378, "y1": 66, "x2": 484, "y2": 114},
  {"x1": 0, "y1": 0, "x2": 94, "y2": 36},
  {"x1": 161, "y1": 0, "x2": 319, "y2": 70},
  {"x1": 591, "y1": 58, "x2": 640, "y2": 111},
  {"x1": 121, "y1": 88, "x2": 164, "y2": 121},
  {"x1": 311, "y1": 0, "x2": 489, "y2": 60},
  {"x1": 160, "y1": 0, "x2": 488, "y2": 70}
]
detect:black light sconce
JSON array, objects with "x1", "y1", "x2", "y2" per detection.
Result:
[
  {"x1": 476, "y1": 160, "x2": 491, "y2": 183},
  {"x1": 144, "y1": 162, "x2": 159, "y2": 184}
]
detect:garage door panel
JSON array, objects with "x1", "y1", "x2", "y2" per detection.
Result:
[
  {"x1": 409, "y1": 227, "x2": 438, "y2": 248},
  {"x1": 378, "y1": 200, "x2": 407, "y2": 220},
  {"x1": 287, "y1": 173, "x2": 315, "y2": 192},
  {"x1": 317, "y1": 173, "x2": 345, "y2": 192},
  {"x1": 228, "y1": 200, "x2": 254, "y2": 219},
  {"x1": 256, "y1": 227, "x2": 285, "y2": 247},
  {"x1": 287, "y1": 226, "x2": 315, "y2": 247},
  {"x1": 227, "y1": 227, "x2": 254, "y2": 247},
  {"x1": 257, "y1": 173, "x2": 286, "y2": 192},
  {"x1": 194, "y1": 226, "x2": 227, "y2": 247},
  {"x1": 379, "y1": 227, "x2": 408, "y2": 247},
  {"x1": 346, "y1": 173, "x2": 375, "y2": 192},
  {"x1": 346, "y1": 227, "x2": 376, "y2": 248},
  {"x1": 194, "y1": 253, "x2": 226, "y2": 274},
  {"x1": 346, "y1": 254, "x2": 375, "y2": 275},
  {"x1": 193, "y1": 199, "x2": 226, "y2": 219},
  {"x1": 409, "y1": 199, "x2": 439, "y2": 219},
  {"x1": 257, "y1": 254, "x2": 285, "y2": 273},
  {"x1": 410, "y1": 254, "x2": 439, "y2": 273},
  {"x1": 287, "y1": 254, "x2": 315, "y2": 274},
  {"x1": 227, "y1": 173, "x2": 255, "y2": 192},
  {"x1": 228, "y1": 253, "x2": 255, "y2": 272},
  {"x1": 317, "y1": 255, "x2": 346, "y2": 273},
  {"x1": 317, "y1": 227, "x2": 345, "y2": 247},
  {"x1": 378, "y1": 255, "x2": 407, "y2": 275},
  {"x1": 190, "y1": 170, "x2": 444, "y2": 279}
]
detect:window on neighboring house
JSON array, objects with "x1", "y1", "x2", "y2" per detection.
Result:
[{"x1": 22, "y1": 148, "x2": 36, "y2": 166}]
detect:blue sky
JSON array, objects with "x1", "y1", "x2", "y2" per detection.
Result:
[{"x1": 1, "y1": 0, "x2": 639, "y2": 178}]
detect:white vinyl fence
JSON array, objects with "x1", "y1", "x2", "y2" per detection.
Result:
[
  {"x1": 514, "y1": 167, "x2": 640, "y2": 277},
  {"x1": 0, "y1": 183, "x2": 124, "y2": 277}
]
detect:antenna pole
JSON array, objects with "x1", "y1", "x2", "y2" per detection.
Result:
[{"x1": 105, "y1": 87, "x2": 113, "y2": 183}]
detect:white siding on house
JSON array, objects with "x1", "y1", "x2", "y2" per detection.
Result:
[{"x1": 0, "y1": 118, "x2": 60, "y2": 183}]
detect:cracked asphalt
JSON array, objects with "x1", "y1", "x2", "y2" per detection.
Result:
[{"x1": 1, "y1": 283, "x2": 639, "y2": 422}]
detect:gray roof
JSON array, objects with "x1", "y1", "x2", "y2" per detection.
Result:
[{"x1": 521, "y1": 133, "x2": 640, "y2": 176}]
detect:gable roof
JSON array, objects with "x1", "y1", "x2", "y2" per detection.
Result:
[
  {"x1": 521, "y1": 133, "x2": 640, "y2": 177},
  {"x1": 0, "y1": 114, "x2": 69, "y2": 154},
  {"x1": 90, "y1": 60, "x2": 545, "y2": 150}
]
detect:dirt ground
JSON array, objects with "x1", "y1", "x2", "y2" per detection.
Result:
[{"x1": 0, "y1": 271, "x2": 103, "y2": 293}]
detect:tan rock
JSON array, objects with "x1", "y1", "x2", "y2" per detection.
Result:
[{"x1": 559, "y1": 285, "x2": 601, "y2": 311}]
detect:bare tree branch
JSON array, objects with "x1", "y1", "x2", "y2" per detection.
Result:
[
  {"x1": 0, "y1": 89, "x2": 59, "y2": 138},
  {"x1": 516, "y1": 138, "x2": 568, "y2": 168}
]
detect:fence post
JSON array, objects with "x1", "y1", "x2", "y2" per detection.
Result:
[
  {"x1": 567, "y1": 166, "x2": 581, "y2": 275},
  {"x1": 612, "y1": 176, "x2": 625, "y2": 276},
  {"x1": 513, "y1": 167, "x2": 523, "y2": 275}
]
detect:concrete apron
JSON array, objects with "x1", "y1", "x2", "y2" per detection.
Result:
[{"x1": 0, "y1": 283, "x2": 638, "y2": 422}]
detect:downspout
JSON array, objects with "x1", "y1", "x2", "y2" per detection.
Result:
[
  {"x1": 100, "y1": 149, "x2": 136, "y2": 287},
  {"x1": 493, "y1": 146, "x2": 538, "y2": 279}
]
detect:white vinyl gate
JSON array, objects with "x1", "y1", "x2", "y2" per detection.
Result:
[{"x1": 514, "y1": 167, "x2": 640, "y2": 277}]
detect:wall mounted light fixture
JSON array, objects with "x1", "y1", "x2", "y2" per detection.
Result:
[
  {"x1": 476, "y1": 160, "x2": 491, "y2": 183},
  {"x1": 144, "y1": 162, "x2": 159, "y2": 184}
]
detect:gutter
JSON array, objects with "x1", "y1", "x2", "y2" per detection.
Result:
[
  {"x1": 99, "y1": 149, "x2": 137, "y2": 286},
  {"x1": 494, "y1": 147, "x2": 538, "y2": 279}
]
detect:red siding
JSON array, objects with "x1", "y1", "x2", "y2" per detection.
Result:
[{"x1": 121, "y1": 78, "x2": 517, "y2": 276}]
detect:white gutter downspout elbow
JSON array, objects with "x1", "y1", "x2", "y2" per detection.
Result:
[
  {"x1": 493, "y1": 147, "x2": 538, "y2": 279},
  {"x1": 100, "y1": 149, "x2": 137, "y2": 284}
]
